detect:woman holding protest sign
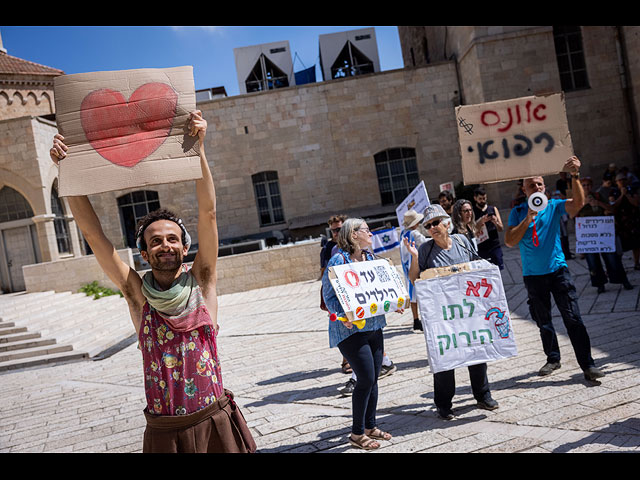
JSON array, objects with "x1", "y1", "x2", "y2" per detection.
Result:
[
  {"x1": 405, "y1": 204, "x2": 499, "y2": 420},
  {"x1": 322, "y1": 217, "x2": 398, "y2": 450}
]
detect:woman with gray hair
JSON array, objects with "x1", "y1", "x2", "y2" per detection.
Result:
[
  {"x1": 321, "y1": 217, "x2": 395, "y2": 450},
  {"x1": 405, "y1": 204, "x2": 498, "y2": 420}
]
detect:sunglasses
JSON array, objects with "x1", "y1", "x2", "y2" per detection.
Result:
[{"x1": 424, "y1": 219, "x2": 441, "y2": 230}]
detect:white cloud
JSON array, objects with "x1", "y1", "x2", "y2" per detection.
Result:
[{"x1": 170, "y1": 26, "x2": 224, "y2": 34}]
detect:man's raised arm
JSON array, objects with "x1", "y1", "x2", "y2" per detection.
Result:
[
  {"x1": 50, "y1": 135, "x2": 144, "y2": 325},
  {"x1": 189, "y1": 111, "x2": 218, "y2": 289}
]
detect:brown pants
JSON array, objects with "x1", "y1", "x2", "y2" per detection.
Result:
[{"x1": 142, "y1": 390, "x2": 256, "y2": 453}]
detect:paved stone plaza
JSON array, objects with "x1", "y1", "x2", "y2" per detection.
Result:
[{"x1": 1, "y1": 245, "x2": 639, "y2": 453}]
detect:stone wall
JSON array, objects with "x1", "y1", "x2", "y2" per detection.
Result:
[
  {"x1": 23, "y1": 248, "x2": 135, "y2": 294},
  {"x1": 22, "y1": 239, "x2": 403, "y2": 297}
]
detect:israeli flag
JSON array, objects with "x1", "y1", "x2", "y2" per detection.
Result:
[{"x1": 371, "y1": 227, "x2": 400, "y2": 254}]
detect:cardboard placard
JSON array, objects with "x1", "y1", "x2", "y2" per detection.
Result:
[
  {"x1": 575, "y1": 216, "x2": 616, "y2": 253},
  {"x1": 415, "y1": 260, "x2": 517, "y2": 373},
  {"x1": 455, "y1": 93, "x2": 573, "y2": 185},
  {"x1": 328, "y1": 259, "x2": 408, "y2": 322},
  {"x1": 54, "y1": 66, "x2": 202, "y2": 196}
]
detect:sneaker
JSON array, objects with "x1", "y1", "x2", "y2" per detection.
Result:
[
  {"x1": 413, "y1": 319, "x2": 423, "y2": 332},
  {"x1": 584, "y1": 366, "x2": 605, "y2": 381},
  {"x1": 379, "y1": 363, "x2": 397, "y2": 378},
  {"x1": 597, "y1": 285, "x2": 605, "y2": 294},
  {"x1": 339, "y1": 378, "x2": 356, "y2": 396},
  {"x1": 623, "y1": 281, "x2": 634, "y2": 290},
  {"x1": 477, "y1": 396, "x2": 499, "y2": 411},
  {"x1": 436, "y1": 407, "x2": 454, "y2": 420},
  {"x1": 538, "y1": 361, "x2": 561, "y2": 376}
]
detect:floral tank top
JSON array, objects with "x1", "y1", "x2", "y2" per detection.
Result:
[{"x1": 139, "y1": 302, "x2": 224, "y2": 416}]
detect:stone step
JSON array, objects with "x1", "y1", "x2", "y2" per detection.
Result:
[
  {"x1": 0, "y1": 350, "x2": 88, "y2": 372},
  {"x1": 0, "y1": 342, "x2": 77, "y2": 363},
  {"x1": 0, "y1": 336, "x2": 56, "y2": 353},
  {"x1": 0, "y1": 331, "x2": 41, "y2": 343},
  {"x1": 0, "y1": 291, "x2": 132, "y2": 370},
  {"x1": 0, "y1": 323, "x2": 25, "y2": 335}
]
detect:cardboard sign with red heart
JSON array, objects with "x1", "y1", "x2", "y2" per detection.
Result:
[{"x1": 54, "y1": 66, "x2": 202, "y2": 196}]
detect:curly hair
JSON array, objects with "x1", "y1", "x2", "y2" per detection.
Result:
[
  {"x1": 451, "y1": 199, "x2": 476, "y2": 238},
  {"x1": 135, "y1": 208, "x2": 188, "y2": 252}
]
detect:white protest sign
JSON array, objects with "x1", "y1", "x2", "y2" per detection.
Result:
[
  {"x1": 328, "y1": 259, "x2": 409, "y2": 322},
  {"x1": 455, "y1": 93, "x2": 573, "y2": 184},
  {"x1": 396, "y1": 181, "x2": 430, "y2": 226},
  {"x1": 415, "y1": 261, "x2": 517, "y2": 373},
  {"x1": 476, "y1": 224, "x2": 489, "y2": 244},
  {"x1": 575, "y1": 216, "x2": 616, "y2": 253},
  {"x1": 439, "y1": 181, "x2": 455, "y2": 197}
]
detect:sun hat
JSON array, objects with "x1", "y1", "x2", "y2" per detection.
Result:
[
  {"x1": 402, "y1": 209, "x2": 424, "y2": 228},
  {"x1": 422, "y1": 204, "x2": 450, "y2": 225}
]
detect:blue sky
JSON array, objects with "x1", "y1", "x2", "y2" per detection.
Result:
[{"x1": 0, "y1": 26, "x2": 403, "y2": 97}]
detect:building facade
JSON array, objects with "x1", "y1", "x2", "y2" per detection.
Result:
[{"x1": 1, "y1": 26, "x2": 639, "y2": 293}]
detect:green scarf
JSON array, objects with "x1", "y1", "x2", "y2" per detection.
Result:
[{"x1": 141, "y1": 269, "x2": 196, "y2": 317}]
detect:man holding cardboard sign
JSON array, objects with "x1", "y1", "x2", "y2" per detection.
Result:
[
  {"x1": 505, "y1": 156, "x2": 605, "y2": 383},
  {"x1": 50, "y1": 110, "x2": 256, "y2": 453}
]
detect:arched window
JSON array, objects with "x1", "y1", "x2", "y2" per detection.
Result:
[
  {"x1": 252, "y1": 171, "x2": 285, "y2": 226},
  {"x1": 0, "y1": 186, "x2": 34, "y2": 223},
  {"x1": 374, "y1": 148, "x2": 420, "y2": 205},
  {"x1": 117, "y1": 191, "x2": 160, "y2": 249},
  {"x1": 51, "y1": 185, "x2": 71, "y2": 254}
]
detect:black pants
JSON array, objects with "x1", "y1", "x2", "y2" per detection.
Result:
[
  {"x1": 338, "y1": 329, "x2": 384, "y2": 435},
  {"x1": 433, "y1": 363, "x2": 490, "y2": 411},
  {"x1": 523, "y1": 266, "x2": 595, "y2": 371}
]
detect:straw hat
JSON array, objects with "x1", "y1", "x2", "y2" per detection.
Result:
[{"x1": 402, "y1": 209, "x2": 424, "y2": 228}]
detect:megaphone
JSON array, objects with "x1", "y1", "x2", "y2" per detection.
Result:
[{"x1": 528, "y1": 192, "x2": 548, "y2": 212}]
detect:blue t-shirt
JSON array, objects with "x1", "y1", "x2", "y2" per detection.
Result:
[{"x1": 508, "y1": 198, "x2": 567, "y2": 276}]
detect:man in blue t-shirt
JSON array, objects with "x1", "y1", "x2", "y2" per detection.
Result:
[{"x1": 505, "y1": 156, "x2": 605, "y2": 383}]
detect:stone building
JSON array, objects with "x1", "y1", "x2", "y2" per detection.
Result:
[
  {"x1": 0, "y1": 32, "x2": 84, "y2": 292},
  {"x1": 1, "y1": 26, "x2": 639, "y2": 293}
]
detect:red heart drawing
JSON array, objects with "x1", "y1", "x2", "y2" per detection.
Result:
[{"x1": 80, "y1": 83, "x2": 178, "y2": 167}]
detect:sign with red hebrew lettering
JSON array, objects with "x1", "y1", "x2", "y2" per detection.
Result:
[
  {"x1": 415, "y1": 260, "x2": 518, "y2": 373},
  {"x1": 54, "y1": 66, "x2": 202, "y2": 196},
  {"x1": 328, "y1": 259, "x2": 408, "y2": 323},
  {"x1": 455, "y1": 93, "x2": 573, "y2": 184}
]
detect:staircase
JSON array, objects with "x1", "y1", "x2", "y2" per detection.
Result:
[{"x1": 0, "y1": 290, "x2": 135, "y2": 372}]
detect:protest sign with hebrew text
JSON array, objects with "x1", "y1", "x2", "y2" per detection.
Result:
[
  {"x1": 455, "y1": 93, "x2": 573, "y2": 184},
  {"x1": 328, "y1": 259, "x2": 408, "y2": 322},
  {"x1": 415, "y1": 261, "x2": 517, "y2": 373},
  {"x1": 575, "y1": 216, "x2": 616, "y2": 253}
]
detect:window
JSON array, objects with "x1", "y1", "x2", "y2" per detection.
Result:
[
  {"x1": 252, "y1": 171, "x2": 285, "y2": 226},
  {"x1": 245, "y1": 54, "x2": 290, "y2": 93},
  {"x1": 374, "y1": 148, "x2": 420, "y2": 205},
  {"x1": 0, "y1": 186, "x2": 34, "y2": 223},
  {"x1": 553, "y1": 26, "x2": 589, "y2": 91},
  {"x1": 330, "y1": 41, "x2": 375, "y2": 79},
  {"x1": 117, "y1": 190, "x2": 160, "y2": 248},
  {"x1": 51, "y1": 185, "x2": 71, "y2": 254}
]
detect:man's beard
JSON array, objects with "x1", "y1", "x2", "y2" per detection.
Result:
[
  {"x1": 149, "y1": 250, "x2": 183, "y2": 272},
  {"x1": 476, "y1": 201, "x2": 486, "y2": 209}
]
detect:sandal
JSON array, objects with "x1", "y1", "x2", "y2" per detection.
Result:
[
  {"x1": 341, "y1": 360, "x2": 352, "y2": 374},
  {"x1": 366, "y1": 427, "x2": 392, "y2": 441},
  {"x1": 349, "y1": 434, "x2": 380, "y2": 450}
]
